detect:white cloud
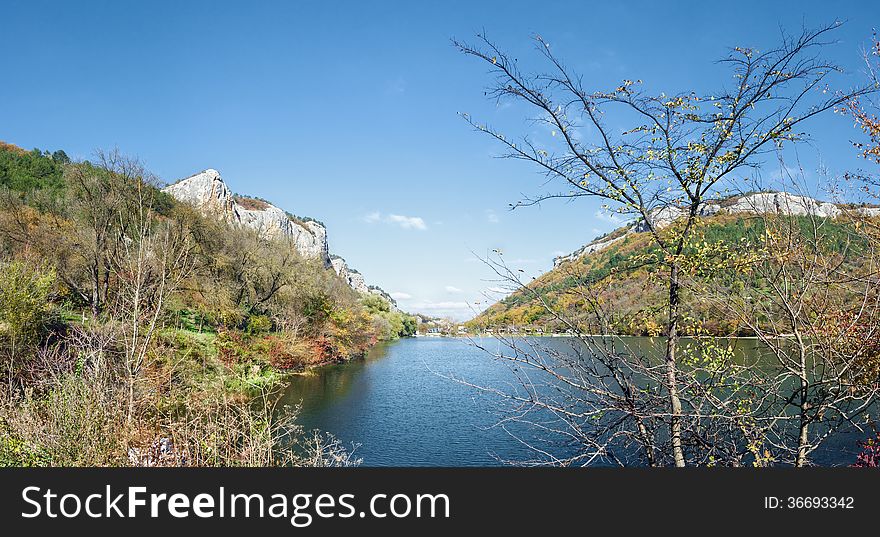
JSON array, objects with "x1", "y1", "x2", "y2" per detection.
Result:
[
  {"x1": 363, "y1": 212, "x2": 427, "y2": 230},
  {"x1": 390, "y1": 292, "x2": 412, "y2": 300},
  {"x1": 445, "y1": 285, "x2": 463, "y2": 293},
  {"x1": 387, "y1": 214, "x2": 427, "y2": 230},
  {"x1": 486, "y1": 209, "x2": 500, "y2": 224},
  {"x1": 508, "y1": 258, "x2": 537, "y2": 264}
]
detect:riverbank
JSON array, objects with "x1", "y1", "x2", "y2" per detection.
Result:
[{"x1": 0, "y1": 316, "x2": 388, "y2": 467}]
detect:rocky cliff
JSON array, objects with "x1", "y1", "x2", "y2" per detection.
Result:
[
  {"x1": 553, "y1": 191, "x2": 880, "y2": 267},
  {"x1": 330, "y1": 256, "x2": 369, "y2": 294},
  {"x1": 165, "y1": 169, "x2": 331, "y2": 265},
  {"x1": 163, "y1": 169, "x2": 239, "y2": 222},
  {"x1": 164, "y1": 169, "x2": 392, "y2": 301},
  {"x1": 330, "y1": 256, "x2": 398, "y2": 310}
]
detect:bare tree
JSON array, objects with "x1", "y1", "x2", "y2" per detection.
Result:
[
  {"x1": 696, "y1": 181, "x2": 880, "y2": 466},
  {"x1": 466, "y1": 259, "x2": 664, "y2": 466},
  {"x1": 64, "y1": 155, "x2": 126, "y2": 317},
  {"x1": 456, "y1": 22, "x2": 872, "y2": 466},
  {"x1": 463, "y1": 253, "x2": 774, "y2": 466},
  {"x1": 99, "y1": 153, "x2": 195, "y2": 425}
]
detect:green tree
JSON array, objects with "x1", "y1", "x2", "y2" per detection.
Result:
[
  {"x1": 0, "y1": 261, "x2": 56, "y2": 385},
  {"x1": 0, "y1": 143, "x2": 65, "y2": 195},
  {"x1": 51, "y1": 150, "x2": 70, "y2": 165},
  {"x1": 400, "y1": 315, "x2": 417, "y2": 337}
]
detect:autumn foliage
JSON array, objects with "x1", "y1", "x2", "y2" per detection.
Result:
[{"x1": 847, "y1": 38, "x2": 880, "y2": 163}]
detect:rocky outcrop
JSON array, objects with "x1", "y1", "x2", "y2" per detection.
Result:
[
  {"x1": 555, "y1": 191, "x2": 880, "y2": 267},
  {"x1": 164, "y1": 169, "x2": 331, "y2": 267},
  {"x1": 331, "y1": 257, "x2": 369, "y2": 294},
  {"x1": 331, "y1": 256, "x2": 398, "y2": 310},
  {"x1": 163, "y1": 169, "x2": 239, "y2": 222},
  {"x1": 634, "y1": 203, "x2": 721, "y2": 232},
  {"x1": 237, "y1": 205, "x2": 330, "y2": 263},
  {"x1": 719, "y1": 192, "x2": 840, "y2": 218},
  {"x1": 553, "y1": 233, "x2": 630, "y2": 268},
  {"x1": 634, "y1": 192, "x2": 851, "y2": 232},
  {"x1": 367, "y1": 285, "x2": 399, "y2": 311},
  {"x1": 164, "y1": 169, "x2": 397, "y2": 304}
]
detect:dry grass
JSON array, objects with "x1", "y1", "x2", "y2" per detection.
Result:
[
  {"x1": 233, "y1": 195, "x2": 271, "y2": 211},
  {"x1": 1, "y1": 323, "x2": 359, "y2": 467}
]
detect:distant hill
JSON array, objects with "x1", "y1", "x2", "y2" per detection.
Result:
[{"x1": 468, "y1": 192, "x2": 873, "y2": 336}]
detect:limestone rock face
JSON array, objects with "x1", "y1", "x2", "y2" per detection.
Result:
[
  {"x1": 331, "y1": 257, "x2": 370, "y2": 294},
  {"x1": 367, "y1": 286, "x2": 399, "y2": 311},
  {"x1": 553, "y1": 233, "x2": 630, "y2": 268},
  {"x1": 635, "y1": 192, "x2": 859, "y2": 232},
  {"x1": 163, "y1": 169, "x2": 239, "y2": 222},
  {"x1": 634, "y1": 203, "x2": 720, "y2": 233},
  {"x1": 331, "y1": 256, "x2": 398, "y2": 310},
  {"x1": 237, "y1": 206, "x2": 330, "y2": 263},
  {"x1": 164, "y1": 170, "x2": 331, "y2": 267},
  {"x1": 556, "y1": 191, "x2": 880, "y2": 267},
  {"x1": 164, "y1": 169, "x2": 401, "y2": 303},
  {"x1": 298, "y1": 221, "x2": 331, "y2": 262},
  {"x1": 722, "y1": 192, "x2": 840, "y2": 219}
]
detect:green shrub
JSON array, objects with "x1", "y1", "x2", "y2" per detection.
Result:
[
  {"x1": 0, "y1": 144, "x2": 66, "y2": 195},
  {"x1": 246, "y1": 315, "x2": 272, "y2": 334},
  {"x1": 0, "y1": 261, "x2": 57, "y2": 342},
  {"x1": 0, "y1": 430, "x2": 52, "y2": 467}
]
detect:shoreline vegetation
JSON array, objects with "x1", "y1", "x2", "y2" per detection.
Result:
[{"x1": 0, "y1": 142, "x2": 414, "y2": 467}]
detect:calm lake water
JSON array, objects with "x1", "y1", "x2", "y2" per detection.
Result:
[{"x1": 277, "y1": 336, "x2": 870, "y2": 466}]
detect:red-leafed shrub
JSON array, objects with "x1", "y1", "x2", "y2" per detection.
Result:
[{"x1": 853, "y1": 434, "x2": 880, "y2": 467}]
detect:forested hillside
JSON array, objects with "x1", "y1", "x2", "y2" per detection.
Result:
[
  {"x1": 0, "y1": 141, "x2": 412, "y2": 466},
  {"x1": 469, "y1": 210, "x2": 867, "y2": 336}
]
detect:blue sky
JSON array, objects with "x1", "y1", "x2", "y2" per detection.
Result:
[{"x1": 2, "y1": 0, "x2": 878, "y2": 319}]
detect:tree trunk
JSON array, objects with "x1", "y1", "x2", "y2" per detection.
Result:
[
  {"x1": 795, "y1": 337, "x2": 810, "y2": 467},
  {"x1": 795, "y1": 409, "x2": 809, "y2": 467},
  {"x1": 127, "y1": 378, "x2": 135, "y2": 427},
  {"x1": 666, "y1": 263, "x2": 686, "y2": 467},
  {"x1": 636, "y1": 417, "x2": 657, "y2": 467},
  {"x1": 91, "y1": 263, "x2": 100, "y2": 318},
  {"x1": 101, "y1": 263, "x2": 110, "y2": 313}
]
